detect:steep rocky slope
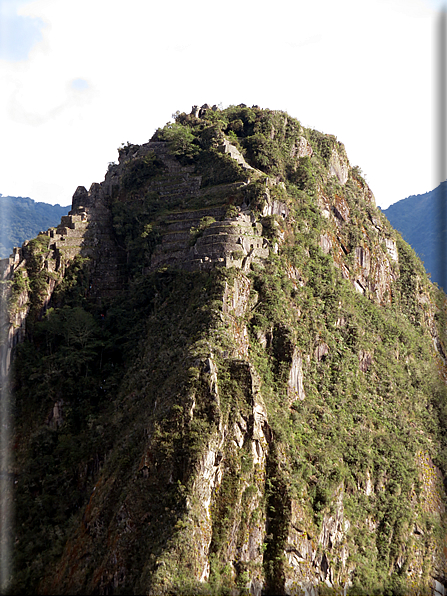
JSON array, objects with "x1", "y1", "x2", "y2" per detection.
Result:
[{"x1": 2, "y1": 105, "x2": 447, "y2": 595}]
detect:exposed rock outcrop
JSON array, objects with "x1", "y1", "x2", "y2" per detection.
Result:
[{"x1": 5, "y1": 105, "x2": 447, "y2": 596}]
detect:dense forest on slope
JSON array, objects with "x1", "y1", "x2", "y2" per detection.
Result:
[
  {"x1": 0, "y1": 195, "x2": 70, "y2": 259},
  {"x1": 2, "y1": 105, "x2": 447, "y2": 595},
  {"x1": 382, "y1": 183, "x2": 447, "y2": 292}
]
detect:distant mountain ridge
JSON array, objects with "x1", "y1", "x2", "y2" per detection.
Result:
[
  {"x1": 0, "y1": 195, "x2": 70, "y2": 258},
  {"x1": 382, "y1": 182, "x2": 447, "y2": 291}
]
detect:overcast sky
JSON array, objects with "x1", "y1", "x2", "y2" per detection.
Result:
[{"x1": 0, "y1": 0, "x2": 444, "y2": 209}]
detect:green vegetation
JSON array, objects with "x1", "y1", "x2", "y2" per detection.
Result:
[
  {"x1": 6, "y1": 105, "x2": 447, "y2": 595},
  {"x1": 121, "y1": 151, "x2": 166, "y2": 192},
  {"x1": 244, "y1": 238, "x2": 446, "y2": 593},
  {"x1": 190, "y1": 216, "x2": 216, "y2": 244},
  {"x1": 0, "y1": 195, "x2": 69, "y2": 259}
]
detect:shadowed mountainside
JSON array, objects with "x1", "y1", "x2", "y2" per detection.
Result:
[
  {"x1": 382, "y1": 182, "x2": 447, "y2": 291},
  {"x1": 1, "y1": 104, "x2": 447, "y2": 595}
]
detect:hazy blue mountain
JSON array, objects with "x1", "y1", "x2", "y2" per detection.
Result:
[
  {"x1": 382, "y1": 182, "x2": 447, "y2": 291},
  {"x1": 0, "y1": 194, "x2": 70, "y2": 259}
]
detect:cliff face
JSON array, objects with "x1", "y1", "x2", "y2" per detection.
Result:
[{"x1": 3, "y1": 105, "x2": 447, "y2": 595}]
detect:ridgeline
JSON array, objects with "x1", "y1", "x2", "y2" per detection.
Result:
[
  {"x1": 1, "y1": 104, "x2": 447, "y2": 595},
  {"x1": 0, "y1": 195, "x2": 70, "y2": 259}
]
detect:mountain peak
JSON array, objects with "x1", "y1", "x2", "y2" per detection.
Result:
[{"x1": 3, "y1": 105, "x2": 447, "y2": 595}]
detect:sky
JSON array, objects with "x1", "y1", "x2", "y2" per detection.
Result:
[{"x1": 0, "y1": 0, "x2": 445, "y2": 209}]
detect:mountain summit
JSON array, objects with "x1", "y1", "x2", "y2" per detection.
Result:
[{"x1": 2, "y1": 105, "x2": 447, "y2": 595}]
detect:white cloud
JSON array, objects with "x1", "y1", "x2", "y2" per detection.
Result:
[
  {"x1": 0, "y1": 0, "x2": 440, "y2": 208},
  {"x1": 0, "y1": 0, "x2": 44, "y2": 60},
  {"x1": 421, "y1": 0, "x2": 447, "y2": 10}
]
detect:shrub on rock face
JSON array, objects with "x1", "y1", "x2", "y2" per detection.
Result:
[
  {"x1": 6, "y1": 104, "x2": 447, "y2": 595},
  {"x1": 243, "y1": 133, "x2": 280, "y2": 172},
  {"x1": 155, "y1": 123, "x2": 201, "y2": 162},
  {"x1": 121, "y1": 152, "x2": 166, "y2": 192},
  {"x1": 289, "y1": 156, "x2": 316, "y2": 191},
  {"x1": 190, "y1": 216, "x2": 216, "y2": 245}
]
